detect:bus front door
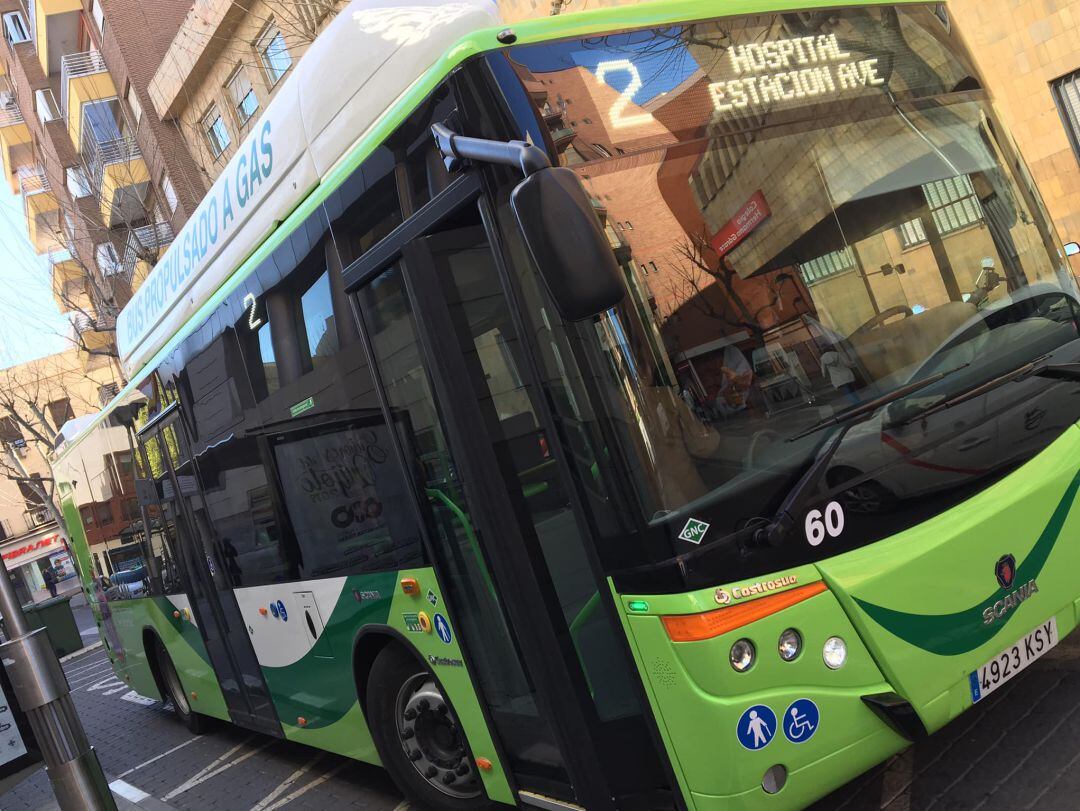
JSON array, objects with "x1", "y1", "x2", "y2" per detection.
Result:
[
  {"x1": 142, "y1": 412, "x2": 282, "y2": 737},
  {"x1": 347, "y1": 180, "x2": 670, "y2": 810}
]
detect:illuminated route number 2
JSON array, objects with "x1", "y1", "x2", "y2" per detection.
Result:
[
  {"x1": 595, "y1": 59, "x2": 654, "y2": 129},
  {"x1": 804, "y1": 501, "x2": 844, "y2": 546}
]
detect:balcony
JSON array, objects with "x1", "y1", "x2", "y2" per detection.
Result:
[
  {"x1": 51, "y1": 257, "x2": 91, "y2": 313},
  {"x1": 72, "y1": 310, "x2": 116, "y2": 355},
  {"x1": 0, "y1": 93, "x2": 31, "y2": 195},
  {"x1": 19, "y1": 167, "x2": 62, "y2": 255},
  {"x1": 31, "y1": 0, "x2": 83, "y2": 77},
  {"x1": 85, "y1": 134, "x2": 149, "y2": 226},
  {"x1": 61, "y1": 50, "x2": 114, "y2": 145},
  {"x1": 122, "y1": 221, "x2": 174, "y2": 290}
]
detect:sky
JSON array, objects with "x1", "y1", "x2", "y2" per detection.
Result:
[{"x1": 0, "y1": 179, "x2": 72, "y2": 370}]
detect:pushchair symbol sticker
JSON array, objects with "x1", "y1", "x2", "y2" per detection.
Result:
[{"x1": 783, "y1": 698, "x2": 819, "y2": 743}]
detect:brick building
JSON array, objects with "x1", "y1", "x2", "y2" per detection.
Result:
[{"x1": 0, "y1": 0, "x2": 204, "y2": 377}]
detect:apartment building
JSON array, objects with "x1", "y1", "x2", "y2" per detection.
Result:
[
  {"x1": 147, "y1": 0, "x2": 340, "y2": 183},
  {"x1": 0, "y1": 0, "x2": 203, "y2": 374},
  {"x1": 0, "y1": 347, "x2": 120, "y2": 602}
]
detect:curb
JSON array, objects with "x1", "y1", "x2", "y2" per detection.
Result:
[{"x1": 60, "y1": 640, "x2": 103, "y2": 663}]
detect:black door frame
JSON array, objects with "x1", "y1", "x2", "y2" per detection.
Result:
[
  {"x1": 341, "y1": 175, "x2": 617, "y2": 809},
  {"x1": 137, "y1": 409, "x2": 283, "y2": 737}
]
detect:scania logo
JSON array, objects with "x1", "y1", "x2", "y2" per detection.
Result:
[
  {"x1": 995, "y1": 554, "x2": 1016, "y2": 589},
  {"x1": 982, "y1": 580, "x2": 1038, "y2": 625}
]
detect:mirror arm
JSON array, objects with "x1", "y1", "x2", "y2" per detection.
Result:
[{"x1": 431, "y1": 122, "x2": 551, "y2": 177}]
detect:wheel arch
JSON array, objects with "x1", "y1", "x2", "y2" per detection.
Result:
[
  {"x1": 141, "y1": 625, "x2": 168, "y2": 703},
  {"x1": 352, "y1": 625, "x2": 424, "y2": 715}
]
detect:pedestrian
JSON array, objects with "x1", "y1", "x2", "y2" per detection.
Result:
[{"x1": 43, "y1": 565, "x2": 57, "y2": 599}]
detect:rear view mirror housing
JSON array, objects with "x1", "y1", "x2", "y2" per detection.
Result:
[
  {"x1": 431, "y1": 123, "x2": 625, "y2": 321},
  {"x1": 510, "y1": 167, "x2": 625, "y2": 321}
]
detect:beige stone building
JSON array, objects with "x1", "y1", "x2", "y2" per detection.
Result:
[
  {"x1": 0, "y1": 347, "x2": 120, "y2": 601},
  {"x1": 147, "y1": 0, "x2": 341, "y2": 183},
  {"x1": 950, "y1": 0, "x2": 1080, "y2": 263}
]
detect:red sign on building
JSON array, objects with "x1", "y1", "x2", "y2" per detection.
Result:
[{"x1": 709, "y1": 190, "x2": 771, "y2": 258}]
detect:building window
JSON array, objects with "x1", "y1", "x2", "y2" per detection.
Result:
[
  {"x1": 257, "y1": 24, "x2": 292, "y2": 86},
  {"x1": 34, "y1": 89, "x2": 60, "y2": 124},
  {"x1": 161, "y1": 173, "x2": 178, "y2": 212},
  {"x1": 1052, "y1": 70, "x2": 1080, "y2": 162},
  {"x1": 201, "y1": 105, "x2": 231, "y2": 158},
  {"x1": 3, "y1": 12, "x2": 29, "y2": 44},
  {"x1": 800, "y1": 246, "x2": 856, "y2": 285},
  {"x1": 96, "y1": 242, "x2": 121, "y2": 276},
  {"x1": 90, "y1": 0, "x2": 105, "y2": 33},
  {"x1": 922, "y1": 175, "x2": 982, "y2": 234},
  {"x1": 47, "y1": 398, "x2": 75, "y2": 428},
  {"x1": 649, "y1": 261, "x2": 659, "y2": 274},
  {"x1": 125, "y1": 83, "x2": 141, "y2": 124},
  {"x1": 98, "y1": 382, "x2": 119, "y2": 406},
  {"x1": 640, "y1": 263, "x2": 649, "y2": 276},
  {"x1": 227, "y1": 67, "x2": 259, "y2": 126},
  {"x1": 66, "y1": 166, "x2": 91, "y2": 199}
]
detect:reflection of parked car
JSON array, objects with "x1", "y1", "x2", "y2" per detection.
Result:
[
  {"x1": 829, "y1": 285, "x2": 1080, "y2": 511},
  {"x1": 105, "y1": 565, "x2": 147, "y2": 600}
]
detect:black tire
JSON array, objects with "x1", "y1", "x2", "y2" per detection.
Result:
[
  {"x1": 367, "y1": 644, "x2": 491, "y2": 811},
  {"x1": 154, "y1": 638, "x2": 210, "y2": 734}
]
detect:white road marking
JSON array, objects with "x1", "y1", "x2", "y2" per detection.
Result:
[
  {"x1": 162, "y1": 736, "x2": 274, "y2": 801},
  {"x1": 80, "y1": 674, "x2": 126, "y2": 693},
  {"x1": 63, "y1": 655, "x2": 108, "y2": 675},
  {"x1": 64, "y1": 659, "x2": 111, "y2": 680},
  {"x1": 108, "y1": 779, "x2": 149, "y2": 802},
  {"x1": 119, "y1": 691, "x2": 158, "y2": 707},
  {"x1": 116, "y1": 737, "x2": 200, "y2": 779},
  {"x1": 258, "y1": 761, "x2": 349, "y2": 811},
  {"x1": 392, "y1": 803, "x2": 410, "y2": 811},
  {"x1": 60, "y1": 640, "x2": 102, "y2": 662},
  {"x1": 104, "y1": 683, "x2": 131, "y2": 696},
  {"x1": 248, "y1": 752, "x2": 322, "y2": 811}
]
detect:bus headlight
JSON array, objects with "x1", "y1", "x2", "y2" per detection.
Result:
[
  {"x1": 778, "y1": 629, "x2": 801, "y2": 661},
  {"x1": 730, "y1": 638, "x2": 755, "y2": 672},
  {"x1": 823, "y1": 636, "x2": 847, "y2": 669}
]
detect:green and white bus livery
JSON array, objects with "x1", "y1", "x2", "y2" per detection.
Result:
[{"x1": 53, "y1": 0, "x2": 1080, "y2": 808}]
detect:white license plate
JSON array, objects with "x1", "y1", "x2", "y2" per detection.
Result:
[{"x1": 969, "y1": 617, "x2": 1057, "y2": 703}]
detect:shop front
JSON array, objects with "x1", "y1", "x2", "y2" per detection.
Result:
[{"x1": 0, "y1": 527, "x2": 75, "y2": 603}]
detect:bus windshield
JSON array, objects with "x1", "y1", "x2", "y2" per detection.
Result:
[{"x1": 506, "y1": 4, "x2": 1080, "y2": 588}]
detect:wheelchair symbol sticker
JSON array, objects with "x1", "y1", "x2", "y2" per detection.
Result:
[
  {"x1": 783, "y1": 698, "x2": 819, "y2": 744},
  {"x1": 736, "y1": 704, "x2": 777, "y2": 750}
]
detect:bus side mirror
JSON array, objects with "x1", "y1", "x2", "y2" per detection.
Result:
[
  {"x1": 511, "y1": 167, "x2": 625, "y2": 321},
  {"x1": 1064, "y1": 241, "x2": 1080, "y2": 257}
]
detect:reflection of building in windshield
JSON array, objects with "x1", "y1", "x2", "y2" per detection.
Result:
[{"x1": 516, "y1": 8, "x2": 1062, "y2": 421}]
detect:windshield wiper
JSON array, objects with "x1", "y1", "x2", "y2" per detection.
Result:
[
  {"x1": 890, "y1": 356, "x2": 1080, "y2": 426},
  {"x1": 789, "y1": 363, "x2": 970, "y2": 441},
  {"x1": 753, "y1": 363, "x2": 970, "y2": 547}
]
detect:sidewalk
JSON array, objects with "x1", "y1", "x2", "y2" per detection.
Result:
[{"x1": 27, "y1": 579, "x2": 81, "y2": 605}]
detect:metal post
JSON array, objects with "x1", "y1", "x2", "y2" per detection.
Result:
[{"x1": 0, "y1": 452, "x2": 116, "y2": 810}]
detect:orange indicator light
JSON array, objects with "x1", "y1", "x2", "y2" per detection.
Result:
[
  {"x1": 259, "y1": 607, "x2": 268, "y2": 616},
  {"x1": 400, "y1": 578, "x2": 420, "y2": 595},
  {"x1": 476, "y1": 757, "x2": 493, "y2": 771},
  {"x1": 662, "y1": 582, "x2": 828, "y2": 642},
  {"x1": 298, "y1": 717, "x2": 308, "y2": 727}
]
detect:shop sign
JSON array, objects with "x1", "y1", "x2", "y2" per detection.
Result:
[
  {"x1": 1, "y1": 535, "x2": 61, "y2": 568},
  {"x1": 709, "y1": 191, "x2": 771, "y2": 258}
]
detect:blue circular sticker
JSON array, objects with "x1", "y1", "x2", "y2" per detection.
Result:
[
  {"x1": 736, "y1": 704, "x2": 776, "y2": 750},
  {"x1": 783, "y1": 698, "x2": 819, "y2": 744},
  {"x1": 276, "y1": 600, "x2": 288, "y2": 622},
  {"x1": 433, "y1": 613, "x2": 452, "y2": 645}
]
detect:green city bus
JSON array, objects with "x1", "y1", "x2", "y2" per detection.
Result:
[{"x1": 52, "y1": 0, "x2": 1080, "y2": 808}]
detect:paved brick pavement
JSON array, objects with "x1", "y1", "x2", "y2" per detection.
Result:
[
  {"x1": 2, "y1": 646, "x2": 404, "y2": 811},
  {"x1": 6, "y1": 624, "x2": 1080, "y2": 809}
]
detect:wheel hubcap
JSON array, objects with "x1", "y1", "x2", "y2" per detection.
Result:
[
  {"x1": 163, "y1": 654, "x2": 190, "y2": 715},
  {"x1": 397, "y1": 673, "x2": 480, "y2": 799}
]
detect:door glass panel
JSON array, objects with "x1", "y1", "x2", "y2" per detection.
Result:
[
  {"x1": 357, "y1": 264, "x2": 565, "y2": 780},
  {"x1": 427, "y1": 226, "x2": 642, "y2": 723}
]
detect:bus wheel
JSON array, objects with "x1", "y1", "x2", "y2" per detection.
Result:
[
  {"x1": 368, "y1": 644, "x2": 489, "y2": 810},
  {"x1": 154, "y1": 639, "x2": 208, "y2": 734}
]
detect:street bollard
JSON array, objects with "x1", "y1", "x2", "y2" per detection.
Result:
[{"x1": 0, "y1": 570, "x2": 116, "y2": 810}]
